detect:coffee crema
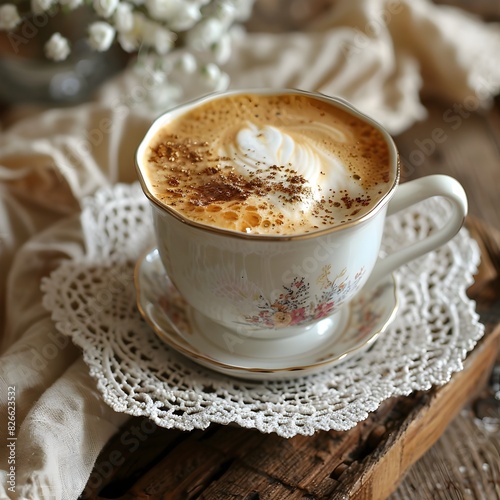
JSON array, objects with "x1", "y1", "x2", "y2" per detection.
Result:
[{"x1": 143, "y1": 92, "x2": 392, "y2": 235}]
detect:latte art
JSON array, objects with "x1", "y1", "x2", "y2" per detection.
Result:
[
  {"x1": 143, "y1": 92, "x2": 392, "y2": 235},
  {"x1": 224, "y1": 122, "x2": 353, "y2": 190},
  {"x1": 227, "y1": 123, "x2": 315, "y2": 179},
  {"x1": 221, "y1": 122, "x2": 364, "y2": 220}
]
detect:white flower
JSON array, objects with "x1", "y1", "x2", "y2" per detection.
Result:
[
  {"x1": 186, "y1": 17, "x2": 224, "y2": 51},
  {"x1": 14, "y1": 0, "x2": 255, "y2": 113},
  {"x1": 31, "y1": 0, "x2": 55, "y2": 15},
  {"x1": 88, "y1": 21, "x2": 116, "y2": 51},
  {"x1": 201, "y1": 63, "x2": 228, "y2": 88},
  {"x1": 215, "y1": 1, "x2": 236, "y2": 25},
  {"x1": 166, "y1": 52, "x2": 197, "y2": 85},
  {"x1": 153, "y1": 27, "x2": 175, "y2": 54},
  {"x1": 143, "y1": 21, "x2": 175, "y2": 55},
  {"x1": 212, "y1": 32, "x2": 231, "y2": 64},
  {"x1": 168, "y1": 3, "x2": 201, "y2": 32},
  {"x1": 44, "y1": 32, "x2": 70, "y2": 61},
  {"x1": 0, "y1": 4, "x2": 21, "y2": 30},
  {"x1": 202, "y1": 63, "x2": 220, "y2": 82},
  {"x1": 231, "y1": 0, "x2": 256, "y2": 22},
  {"x1": 214, "y1": 71, "x2": 230, "y2": 91},
  {"x1": 176, "y1": 52, "x2": 197, "y2": 74},
  {"x1": 145, "y1": 0, "x2": 180, "y2": 22},
  {"x1": 117, "y1": 32, "x2": 136, "y2": 53},
  {"x1": 93, "y1": 0, "x2": 119, "y2": 18},
  {"x1": 59, "y1": 0, "x2": 83, "y2": 10},
  {"x1": 117, "y1": 11, "x2": 145, "y2": 52},
  {"x1": 114, "y1": 2, "x2": 134, "y2": 33}
]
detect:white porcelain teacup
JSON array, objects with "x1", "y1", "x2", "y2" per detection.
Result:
[{"x1": 135, "y1": 89, "x2": 467, "y2": 357}]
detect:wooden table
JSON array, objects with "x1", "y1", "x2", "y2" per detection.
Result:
[{"x1": 77, "y1": 104, "x2": 500, "y2": 500}]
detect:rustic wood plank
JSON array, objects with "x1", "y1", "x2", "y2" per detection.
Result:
[
  {"x1": 126, "y1": 438, "x2": 232, "y2": 498},
  {"x1": 80, "y1": 424, "x2": 186, "y2": 499},
  {"x1": 343, "y1": 324, "x2": 500, "y2": 500},
  {"x1": 199, "y1": 463, "x2": 310, "y2": 500},
  {"x1": 391, "y1": 399, "x2": 500, "y2": 499}
]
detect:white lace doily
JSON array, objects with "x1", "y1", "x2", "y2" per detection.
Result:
[{"x1": 42, "y1": 183, "x2": 484, "y2": 437}]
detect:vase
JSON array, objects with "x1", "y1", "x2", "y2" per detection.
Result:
[{"x1": 0, "y1": 6, "x2": 128, "y2": 105}]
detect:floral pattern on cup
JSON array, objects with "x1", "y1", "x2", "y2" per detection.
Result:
[
  {"x1": 242, "y1": 265, "x2": 366, "y2": 329},
  {"x1": 337, "y1": 281, "x2": 392, "y2": 342}
]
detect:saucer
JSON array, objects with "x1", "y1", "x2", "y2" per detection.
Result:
[{"x1": 135, "y1": 248, "x2": 399, "y2": 380}]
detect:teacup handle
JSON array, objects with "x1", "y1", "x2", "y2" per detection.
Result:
[{"x1": 367, "y1": 174, "x2": 468, "y2": 286}]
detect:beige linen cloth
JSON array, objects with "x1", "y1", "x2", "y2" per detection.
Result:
[{"x1": 1, "y1": 0, "x2": 500, "y2": 498}]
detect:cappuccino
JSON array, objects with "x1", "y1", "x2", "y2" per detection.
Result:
[{"x1": 143, "y1": 92, "x2": 392, "y2": 235}]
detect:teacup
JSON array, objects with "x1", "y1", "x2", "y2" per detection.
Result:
[{"x1": 135, "y1": 88, "x2": 467, "y2": 358}]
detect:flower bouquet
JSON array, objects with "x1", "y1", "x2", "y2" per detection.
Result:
[{"x1": 0, "y1": 0, "x2": 255, "y2": 105}]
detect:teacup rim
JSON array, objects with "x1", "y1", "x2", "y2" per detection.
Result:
[{"x1": 135, "y1": 88, "x2": 400, "y2": 241}]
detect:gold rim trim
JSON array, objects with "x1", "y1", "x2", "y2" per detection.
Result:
[
  {"x1": 135, "y1": 88, "x2": 401, "y2": 242},
  {"x1": 134, "y1": 248, "x2": 399, "y2": 375}
]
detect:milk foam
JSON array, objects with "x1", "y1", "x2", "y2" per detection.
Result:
[
  {"x1": 221, "y1": 121, "x2": 363, "y2": 222},
  {"x1": 143, "y1": 92, "x2": 392, "y2": 235}
]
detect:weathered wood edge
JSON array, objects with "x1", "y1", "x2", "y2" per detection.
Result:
[{"x1": 335, "y1": 324, "x2": 500, "y2": 500}]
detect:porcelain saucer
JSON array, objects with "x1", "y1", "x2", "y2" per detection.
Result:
[{"x1": 134, "y1": 248, "x2": 399, "y2": 380}]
